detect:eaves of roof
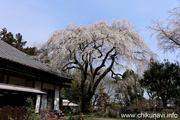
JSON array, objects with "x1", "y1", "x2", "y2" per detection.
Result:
[{"x1": 0, "y1": 40, "x2": 72, "y2": 81}]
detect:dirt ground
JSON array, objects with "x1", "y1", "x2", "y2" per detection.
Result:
[
  {"x1": 60, "y1": 117, "x2": 124, "y2": 120},
  {"x1": 85, "y1": 118, "x2": 123, "y2": 120},
  {"x1": 60, "y1": 116, "x2": 125, "y2": 120}
]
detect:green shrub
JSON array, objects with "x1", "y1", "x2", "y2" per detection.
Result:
[
  {"x1": 108, "y1": 102, "x2": 121, "y2": 111},
  {"x1": 161, "y1": 109, "x2": 174, "y2": 115},
  {"x1": 108, "y1": 110, "x2": 117, "y2": 118},
  {"x1": 23, "y1": 98, "x2": 40, "y2": 120},
  {"x1": 64, "y1": 110, "x2": 72, "y2": 116},
  {"x1": 68, "y1": 116, "x2": 84, "y2": 120}
]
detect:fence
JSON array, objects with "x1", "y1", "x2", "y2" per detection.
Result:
[{"x1": 0, "y1": 105, "x2": 26, "y2": 120}]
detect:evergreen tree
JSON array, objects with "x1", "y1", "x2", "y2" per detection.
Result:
[
  {"x1": 140, "y1": 60, "x2": 180, "y2": 108},
  {"x1": 0, "y1": 28, "x2": 37, "y2": 56}
]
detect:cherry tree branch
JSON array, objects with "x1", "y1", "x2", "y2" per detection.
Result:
[
  {"x1": 92, "y1": 51, "x2": 117, "y2": 93},
  {"x1": 93, "y1": 47, "x2": 114, "y2": 80}
]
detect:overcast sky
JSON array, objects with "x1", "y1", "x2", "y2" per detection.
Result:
[{"x1": 0, "y1": 0, "x2": 180, "y2": 62}]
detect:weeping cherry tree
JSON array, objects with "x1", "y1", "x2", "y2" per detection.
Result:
[{"x1": 38, "y1": 19, "x2": 154, "y2": 113}]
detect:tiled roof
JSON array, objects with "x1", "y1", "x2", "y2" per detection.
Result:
[{"x1": 0, "y1": 40, "x2": 71, "y2": 80}]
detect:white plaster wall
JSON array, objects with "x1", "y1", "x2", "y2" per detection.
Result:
[
  {"x1": 8, "y1": 76, "x2": 26, "y2": 86},
  {"x1": 54, "y1": 86, "x2": 59, "y2": 110},
  {"x1": 34, "y1": 81, "x2": 41, "y2": 113},
  {"x1": 42, "y1": 83, "x2": 54, "y2": 90}
]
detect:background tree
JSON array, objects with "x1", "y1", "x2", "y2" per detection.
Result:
[
  {"x1": 150, "y1": 7, "x2": 180, "y2": 54},
  {"x1": 38, "y1": 20, "x2": 154, "y2": 113},
  {"x1": 149, "y1": 6, "x2": 180, "y2": 113},
  {"x1": 95, "y1": 84, "x2": 110, "y2": 112},
  {"x1": 0, "y1": 28, "x2": 16, "y2": 46},
  {"x1": 128, "y1": 98, "x2": 149, "y2": 113},
  {"x1": 0, "y1": 28, "x2": 37, "y2": 56},
  {"x1": 140, "y1": 60, "x2": 180, "y2": 108},
  {"x1": 114, "y1": 70, "x2": 144, "y2": 111},
  {"x1": 61, "y1": 70, "x2": 82, "y2": 107}
]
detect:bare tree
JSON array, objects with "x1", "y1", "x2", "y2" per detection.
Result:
[
  {"x1": 149, "y1": 7, "x2": 180, "y2": 54},
  {"x1": 38, "y1": 19, "x2": 154, "y2": 113},
  {"x1": 113, "y1": 70, "x2": 143, "y2": 109}
]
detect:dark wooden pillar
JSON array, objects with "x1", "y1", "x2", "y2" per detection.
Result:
[
  {"x1": 59, "y1": 87, "x2": 63, "y2": 110},
  {"x1": 59, "y1": 98, "x2": 63, "y2": 111},
  {"x1": 6, "y1": 75, "x2": 10, "y2": 84},
  {"x1": 0, "y1": 74, "x2": 5, "y2": 83}
]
